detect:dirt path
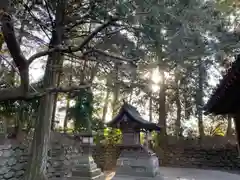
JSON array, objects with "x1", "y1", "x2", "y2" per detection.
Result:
[{"x1": 104, "y1": 171, "x2": 115, "y2": 180}]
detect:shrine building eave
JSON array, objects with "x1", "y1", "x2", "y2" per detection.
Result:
[
  {"x1": 204, "y1": 55, "x2": 240, "y2": 115},
  {"x1": 107, "y1": 103, "x2": 161, "y2": 132}
]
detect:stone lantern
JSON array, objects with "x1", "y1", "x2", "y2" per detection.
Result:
[
  {"x1": 107, "y1": 103, "x2": 163, "y2": 179},
  {"x1": 81, "y1": 133, "x2": 94, "y2": 144},
  {"x1": 68, "y1": 131, "x2": 104, "y2": 180}
]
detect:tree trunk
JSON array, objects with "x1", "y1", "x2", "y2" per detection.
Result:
[
  {"x1": 158, "y1": 69, "x2": 167, "y2": 136},
  {"x1": 63, "y1": 97, "x2": 70, "y2": 133},
  {"x1": 111, "y1": 85, "x2": 120, "y2": 118},
  {"x1": 51, "y1": 93, "x2": 58, "y2": 130},
  {"x1": 80, "y1": 60, "x2": 87, "y2": 84},
  {"x1": 149, "y1": 93, "x2": 153, "y2": 122},
  {"x1": 156, "y1": 44, "x2": 167, "y2": 137},
  {"x1": 14, "y1": 15, "x2": 26, "y2": 137},
  {"x1": 226, "y1": 115, "x2": 232, "y2": 136},
  {"x1": 51, "y1": 70, "x2": 62, "y2": 130},
  {"x1": 63, "y1": 61, "x2": 73, "y2": 133},
  {"x1": 111, "y1": 63, "x2": 120, "y2": 118},
  {"x1": 102, "y1": 87, "x2": 110, "y2": 121},
  {"x1": 175, "y1": 79, "x2": 182, "y2": 138},
  {"x1": 102, "y1": 75, "x2": 111, "y2": 122},
  {"x1": 196, "y1": 61, "x2": 205, "y2": 140},
  {"x1": 89, "y1": 62, "x2": 99, "y2": 83},
  {"x1": 183, "y1": 88, "x2": 191, "y2": 121},
  {"x1": 24, "y1": 1, "x2": 66, "y2": 180},
  {"x1": 233, "y1": 114, "x2": 240, "y2": 156}
]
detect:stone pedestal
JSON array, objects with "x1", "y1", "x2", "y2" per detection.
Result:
[
  {"x1": 67, "y1": 144, "x2": 104, "y2": 180},
  {"x1": 112, "y1": 145, "x2": 163, "y2": 180},
  {"x1": 48, "y1": 142, "x2": 66, "y2": 179}
]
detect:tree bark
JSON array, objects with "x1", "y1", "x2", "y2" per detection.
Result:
[
  {"x1": 175, "y1": 78, "x2": 182, "y2": 138},
  {"x1": 183, "y1": 87, "x2": 191, "y2": 121},
  {"x1": 102, "y1": 87, "x2": 110, "y2": 121},
  {"x1": 158, "y1": 69, "x2": 167, "y2": 136},
  {"x1": 226, "y1": 115, "x2": 232, "y2": 136},
  {"x1": 63, "y1": 97, "x2": 70, "y2": 132},
  {"x1": 102, "y1": 74, "x2": 111, "y2": 121},
  {"x1": 196, "y1": 61, "x2": 205, "y2": 140},
  {"x1": 23, "y1": 1, "x2": 66, "y2": 180},
  {"x1": 1, "y1": 11, "x2": 29, "y2": 93},
  {"x1": 51, "y1": 69, "x2": 62, "y2": 130},
  {"x1": 233, "y1": 114, "x2": 240, "y2": 156},
  {"x1": 111, "y1": 63, "x2": 120, "y2": 118},
  {"x1": 149, "y1": 93, "x2": 153, "y2": 122},
  {"x1": 63, "y1": 61, "x2": 73, "y2": 133},
  {"x1": 51, "y1": 93, "x2": 58, "y2": 130}
]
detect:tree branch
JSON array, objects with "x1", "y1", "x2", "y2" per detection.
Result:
[
  {"x1": 0, "y1": 10, "x2": 29, "y2": 93},
  {"x1": 0, "y1": 84, "x2": 90, "y2": 102},
  {"x1": 27, "y1": 17, "x2": 119, "y2": 65},
  {"x1": 91, "y1": 48, "x2": 138, "y2": 63}
]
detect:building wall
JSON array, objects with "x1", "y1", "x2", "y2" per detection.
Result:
[{"x1": 158, "y1": 144, "x2": 240, "y2": 171}]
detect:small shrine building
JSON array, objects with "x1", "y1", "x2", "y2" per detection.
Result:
[
  {"x1": 107, "y1": 102, "x2": 162, "y2": 179},
  {"x1": 204, "y1": 54, "x2": 240, "y2": 150}
]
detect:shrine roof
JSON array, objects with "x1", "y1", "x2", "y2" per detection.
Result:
[
  {"x1": 107, "y1": 103, "x2": 161, "y2": 131},
  {"x1": 204, "y1": 55, "x2": 240, "y2": 115}
]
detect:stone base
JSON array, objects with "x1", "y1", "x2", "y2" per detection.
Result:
[
  {"x1": 113, "y1": 146, "x2": 161, "y2": 179},
  {"x1": 66, "y1": 152, "x2": 105, "y2": 180}
]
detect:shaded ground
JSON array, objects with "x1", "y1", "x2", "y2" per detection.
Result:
[{"x1": 105, "y1": 167, "x2": 240, "y2": 180}]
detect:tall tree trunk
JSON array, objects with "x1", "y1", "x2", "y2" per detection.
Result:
[
  {"x1": 175, "y1": 78, "x2": 182, "y2": 138},
  {"x1": 149, "y1": 70, "x2": 153, "y2": 122},
  {"x1": 102, "y1": 68, "x2": 111, "y2": 122},
  {"x1": 15, "y1": 14, "x2": 27, "y2": 136},
  {"x1": 233, "y1": 114, "x2": 240, "y2": 156},
  {"x1": 111, "y1": 85, "x2": 120, "y2": 118},
  {"x1": 63, "y1": 97, "x2": 70, "y2": 132},
  {"x1": 111, "y1": 63, "x2": 120, "y2": 118},
  {"x1": 149, "y1": 93, "x2": 153, "y2": 122},
  {"x1": 51, "y1": 94, "x2": 58, "y2": 130},
  {"x1": 63, "y1": 61, "x2": 73, "y2": 132},
  {"x1": 156, "y1": 45, "x2": 167, "y2": 137},
  {"x1": 102, "y1": 87, "x2": 110, "y2": 121},
  {"x1": 196, "y1": 61, "x2": 205, "y2": 140},
  {"x1": 226, "y1": 115, "x2": 232, "y2": 136},
  {"x1": 89, "y1": 62, "x2": 99, "y2": 83},
  {"x1": 183, "y1": 88, "x2": 191, "y2": 121},
  {"x1": 24, "y1": 1, "x2": 66, "y2": 180},
  {"x1": 80, "y1": 60, "x2": 87, "y2": 84},
  {"x1": 158, "y1": 69, "x2": 167, "y2": 136},
  {"x1": 51, "y1": 71, "x2": 62, "y2": 130}
]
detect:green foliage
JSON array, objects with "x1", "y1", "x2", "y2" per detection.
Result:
[
  {"x1": 68, "y1": 87, "x2": 94, "y2": 132},
  {"x1": 103, "y1": 128, "x2": 122, "y2": 145},
  {"x1": 215, "y1": 0, "x2": 239, "y2": 12},
  {"x1": 0, "y1": 99, "x2": 39, "y2": 128}
]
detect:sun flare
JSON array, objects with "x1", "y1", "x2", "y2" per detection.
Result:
[
  {"x1": 151, "y1": 69, "x2": 161, "y2": 92},
  {"x1": 150, "y1": 69, "x2": 172, "y2": 92}
]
